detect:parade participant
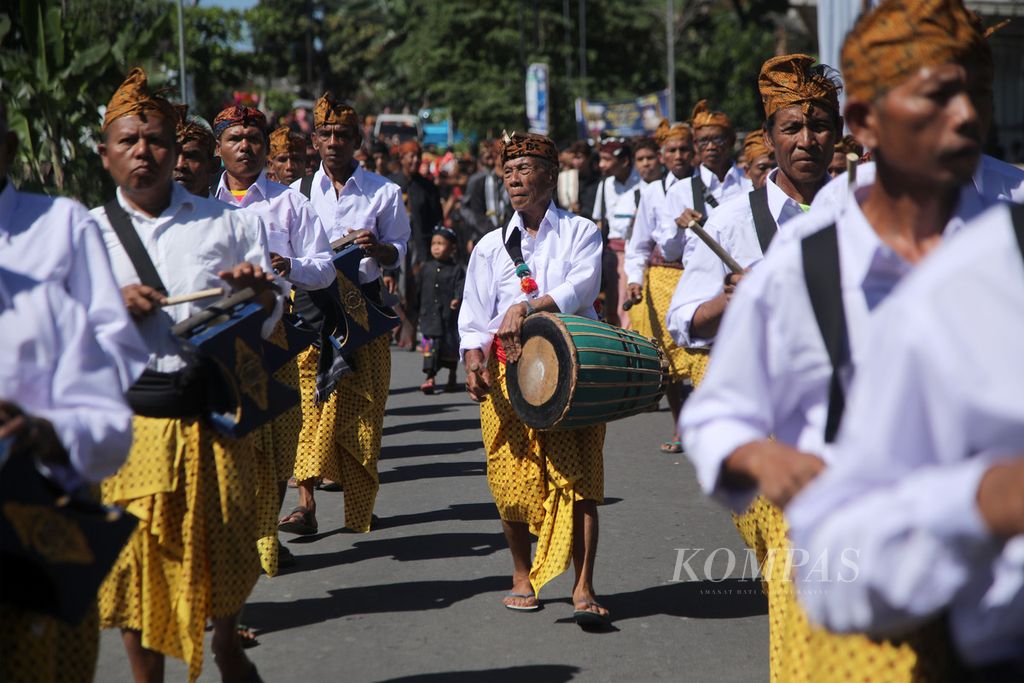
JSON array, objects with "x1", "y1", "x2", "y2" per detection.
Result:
[
  {"x1": 93, "y1": 68, "x2": 281, "y2": 683},
  {"x1": 389, "y1": 139, "x2": 443, "y2": 347},
  {"x1": 827, "y1": 134, "x2": 863, "y2": 179},
  {"x1": 624, "y1": 120, "x2": 696, "y2": 453},
  {"x1": 654, "y1": 100, "x2": 751, "y2": 267},
  {"x1": 788, "y1": 202, "x2": 1024, "y2": 678},
  {"x1": 632, "y1": 138, "x2": 661, "y2": 184},
  {"x1": 742, "y1": 129, "x2": 776, "y2": 190},
  {"x1": 172, "y1": 109, "x2": 217, "y2": 198},
  {"x1": 267, "y1": 126, "x2": 308, "y2": 185},
  {"x1": 458, "y1": 131, "x2": 608, "y2": 625},
  {"x1": 592, "y1": 138, "x2": 640, "y2": 327},
  {"x1": 0, "y1": 270, "x2": 134, "y2": 683},
  {"x1": 417, "y1": 227, "x2": 465, "y2": 394},
  {"x1": 0, "y1": 102, "x2": 148, "y2": 392},
  {"x1": 681, "y1": 4, "x2": 999, "y2": 678},
  {"x1": 463, "y1": 140, "x2": 509, "y2": 251},
  {"x1": 212, "y1": 104, "x2": 336, "y2": 574},
  {"x1": 666, "y1": 55, "x2": 839, "y2": 381},
  {"x1": 285, "y1": 91, "x2": 410, "y2": 535}
]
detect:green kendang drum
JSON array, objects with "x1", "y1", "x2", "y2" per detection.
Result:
[{"x1": 506, "y1": 313, "x2": 669, "y2": 430}]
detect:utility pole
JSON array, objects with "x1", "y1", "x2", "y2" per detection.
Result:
[
  {"x1": 563, "y1": 0, "x2": 572, "y2": 83},
  {"x1": 578, "y1": 0, "x2": 587, "y2": 98},
  {"x1": 666, "y1": 0, "x2": 675, "y2": 122},
  {"x1": 177, "y1": 0, "x2": 187, "y2": 104}
]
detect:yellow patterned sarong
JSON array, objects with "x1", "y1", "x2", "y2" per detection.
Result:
[
  {"x1": 0, "y1": 603, "x2": 98, "y2": 683},
  {"x1": 292, "y1": 334, "x2": 390, "y2": 533},
  {"x1": 253, "y1": 322, "x2": 304, "y2": 576},
  {"x1": 480, "y1": 355, "x2": 605, "y2": 595},
  {"x1": 99, "y1": 417, "x2": 263, "y2": 683},
  {"x1": 734, "y1": 498, "x2": 952, "y2": 682}
]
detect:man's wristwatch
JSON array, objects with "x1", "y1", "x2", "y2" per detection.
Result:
[{"x1": 522, "y1": 299, "x2": 536, "y2": 317}]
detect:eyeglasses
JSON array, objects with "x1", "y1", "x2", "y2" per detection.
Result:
[{"x1": 695, "y1": 135, "x2": 730, "y2": 149}]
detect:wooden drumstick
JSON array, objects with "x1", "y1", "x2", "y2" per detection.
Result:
[
  {"x1": 846, "y1": 152, "x2": 859, "y2": 186},
  {"x1": 685, "y1": 220, "x2": 744, "y2": 275},
  {"x1": 161, "y1": 287, "x2": 225, "y2": 307}
]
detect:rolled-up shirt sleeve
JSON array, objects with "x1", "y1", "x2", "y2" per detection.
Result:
[
  {"x1": 379, "y1": 184, "x2": 411, "y2": 267},
  {"x1": 36, "y1": 289, "x2": 133, "y2": 485},
  {"x1": 547, "y1": 220, "x2": 602, "y2": 316},
  {"x1": 458, "y1": 245, "x2": 497, "y2": 360},
  {"x1": 286, "y1": 201, "x2": 337, "y2": 290},
  {"x1": 666, "y1": 224, "x2": 727, "y2": 348}
]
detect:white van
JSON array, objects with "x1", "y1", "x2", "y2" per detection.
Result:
[{"x1": 373, "y1": 114, "x2": 422, "y2": 144}]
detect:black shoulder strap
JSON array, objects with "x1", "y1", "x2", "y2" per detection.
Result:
[
  {"x1": 1011, "y1": 203, "x2": 1024, "y2": 261},
  {"x1": 634, "y1": 188, "x2": 642, "y2": 209},
  {"x1": 299, "y1": 174, "x2": 314, "y2": 200},
  {"x1": 691, "y1": 175, "x2": 706, "y2": 216},
  {"x1": 501, "y1": 223, "x2": 526, "y2": 270},
  {"x1": 103, "y1": 199, "x2": 168, "y2": 296},
  {"x1": 801, "y1": 224, "x2": 848, "y2": 443},
  {"x1": 748, "y1": 186, "x2": 777, "y2": 255}
]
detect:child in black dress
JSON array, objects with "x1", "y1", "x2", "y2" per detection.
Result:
[{"x1": 418, "y1": 227, "x2": 466, "y2": 394}]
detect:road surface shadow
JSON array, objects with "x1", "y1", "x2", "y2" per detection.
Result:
[
  {"x1": 245, "y1": 575, "x2": 509, "y2": 634},
  {"x1": 384, "y1": 418, "x2": 481, "y2": 436},
  {"x1": 385, "y1": 402, "x2": 467, "y2": 417},
  {"x1": 379, "y1": 440, "x2": 483, "y2": 460},
  {"x1": 380, "y1": 460, "x2": 485, "y2": 484},
  {"x1": 374, "y1": 502, "x2": 497, "y2": 530},
  {"x1": 287, "y1": 531, "x2": 508, "y2": 570},
  {"x1": 602, "y1": 579, "x2": 767, "y2": 621},
  {"x1": 375, "y1": 665, "x2": 581, "y2": 682}
]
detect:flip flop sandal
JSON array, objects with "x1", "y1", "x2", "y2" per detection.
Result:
[
  {"x1": 503, "y1": 592, "x2": 541, "y2": 612},
  {"x1": 236, "y1": 624, "x2": 259, "y2": 649},
  {"x1": 660, "y1": 441, "x2": 683, "y2": 454},
  {"x1": 278, "y1": 506, "x2": 317, "y2": 535},
  {"x1": 286, "y1": 477, "x2": 298, "y2": 489},
  {"x1": 318, "y1": 479, "x2": 343, "y2": 492},
  {"x1": 419, "y1": 380, "x2": 436, "y2": 394},
  {"x1": 573, "y1": 601, "x2": 611, "y2": 628}
]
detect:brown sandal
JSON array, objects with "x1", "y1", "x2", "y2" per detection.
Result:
[{"x1": 278, "y1": 506, "x2": 317, "y2": 535}]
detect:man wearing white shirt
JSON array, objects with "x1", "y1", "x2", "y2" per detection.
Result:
[
  {"x1": 91, "y1": 68, "x2": 278, "y2": 683},
  {"x1": 0, "y1": 270, "x2": 134, "y2": 683},
  {"x1": 212, "y1": 103, "x2": 336, "y2": 575},
  {"x1": 624, "y1": 121, "x2": 696, "y2": 453},
  {"x1": 788, "y1": 202, "x2": 1024, "y2": 679},
  {"x1": 654, "y1": 100, "x2": 751, "y2": 265},
  {"x1": 0, "y1": 102, "x2": 148, "y2": 392},
  {"x1": 680, "y1": 3, "x2": 1000, "y2": 679},
  {"x1": 459, "y1": 131, "x2": 609, "y2": 627},
  {"x1": 284, "y1": 92, "x2": 411, "y2": 537},
  {"x1": 592, "y1": 138, "x2": 640, "y2": 327}
]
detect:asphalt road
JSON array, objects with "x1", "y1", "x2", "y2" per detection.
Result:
[{"x1": 96, "y1": 347, "x2": 768, "y2": 683}]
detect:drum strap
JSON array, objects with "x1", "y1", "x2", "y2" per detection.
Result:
[
  {"x1": 1012, "y1": 202, "x2": 1024, "y2": 260},
  {"x1": 299, "y1": 173, "x2": 314, "y2": 199},
  {"x1": 501, "y1": 223, "x2": 527, "y2": 270},
  {"x1": 748, "y1": 186, "x2": 777, "y2": 256},
  {"x1": 104, "y1": 199, "x2": 168, "y2": 296},
  {"x1": 691, "y1": 174, "x2": 718, "y2": 220},
  {"x1": 801, "y1": 224, "x2": 848, "y2": 444}
]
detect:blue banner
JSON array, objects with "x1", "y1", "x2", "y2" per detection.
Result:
[{"x1": 575, "y1": 90, "x2": 671, "y2": 139}]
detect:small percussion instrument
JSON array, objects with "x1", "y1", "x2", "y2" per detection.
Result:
[
  {"x1": 327, "y1": 236, "x2": 401, "y2": 351},
  {"x1": 506, "y1": 313, "x2": 668, "y2": 430},
  {"x1": 0, "y1": 439, "x2": 138, "y2": 623},
  {"x1": 171, "y1": 288, "x2": 300, "y2": 438}
]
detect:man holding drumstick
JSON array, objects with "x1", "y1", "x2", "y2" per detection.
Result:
[
  {"x1": 680, "y1": 2, "x2": 1003, "y2": 678},
  {"x1": 458, "y1": 131, "x2": 609, "y2": 627}
]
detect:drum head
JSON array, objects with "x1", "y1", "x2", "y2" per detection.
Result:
[{"x1": 506, "y1": 313, "x2": 576, "y2": 429}]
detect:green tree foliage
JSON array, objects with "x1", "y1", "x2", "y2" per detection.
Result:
[
  {"x1": 1, "y1": 0, "x2": 169, "y2": 204},
  {"x1": 180, "y1": 5, "x2": 256, "y2": 116}
]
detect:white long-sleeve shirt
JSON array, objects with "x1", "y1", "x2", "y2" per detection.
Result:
[
  {"x1": 654, "y1": 163, "x2": 751, "y2": 263},
  {"x1": 0, "y1": 270, "x2": 132, "y2": 488},
  {"x1": 788, "y1": 202, "x2": 1024, "y2": 668},
  {"x1": 666, "y1": 170, "x2": 807, "y2": 349},
  {"x1": 809, "y1": 155, "x2": 1024, "y2": 218},
  {"x1": 291, "y1": 162, "x2": 410, "y2": 284},
  {"x1": 624, "y1": 172, "x2": 686, "y2": 284},
  {"x1": 215, "y1": 171, "x2": 336, "y2": 291},
  {"x1": 592, "y1": 170, "x2": 641, "y2": 240},
  {"x1": 0, "y1": 182, "x2": 148, "y2": 391},
  {"x1": 679, "y1": 183, "x2": 992, "y2": 513},
  {"x1": 91, "y1": 182, "x2": 283, "y2": 373},
  {"x1": 458, "y1": 201, "x2": 603, "y2": 360}
]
